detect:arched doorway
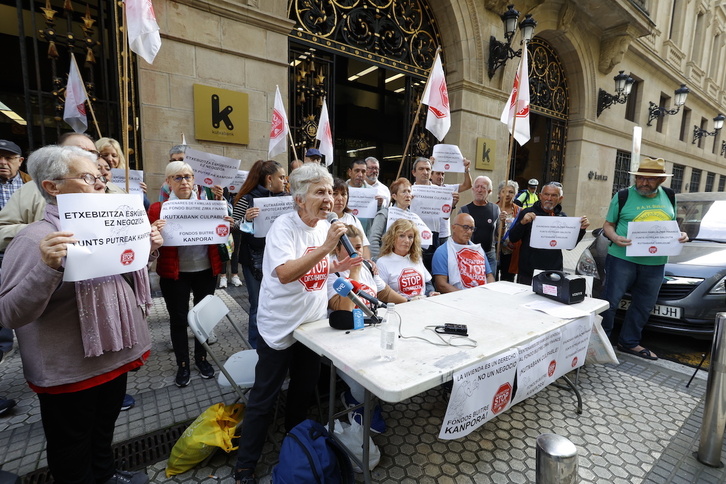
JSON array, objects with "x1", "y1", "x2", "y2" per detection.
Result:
[
  {"x1": 510, "y1": 37, "x2": 569, "y2": 188},
  {"x1": 287, "y1": 0, "x2": 442, "y2": 183}
]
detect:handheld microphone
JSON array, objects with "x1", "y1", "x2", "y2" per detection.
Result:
[
  {"x1": 326, "y1": 213, "x2": 358, "y2": 259},
  {"x1": 332, "y1": 277, "x2": 378, "y2": 321},
  {"x1": 349, "y1": 280, "x2": 387, "y2": 309}
]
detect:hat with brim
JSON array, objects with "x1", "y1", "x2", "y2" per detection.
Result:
[
  {"x1": 305, "y1": 148, "x2": 322, "y2": 158},
  {"x1": 629, "y1": 157, "x2": 673, "y2": 177}
]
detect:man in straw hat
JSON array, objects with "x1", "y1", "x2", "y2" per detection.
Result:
[{"x1": 601, "y1": 157, "x2": 689, "y2": 360}]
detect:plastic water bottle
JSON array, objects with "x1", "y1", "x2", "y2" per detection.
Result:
[{"x1": 379, "y1": 303, "x2": 399, "y2": 361}]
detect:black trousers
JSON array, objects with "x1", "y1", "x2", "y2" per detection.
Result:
[
  {"x1": 160, "y1": 269, "x2": 216, "y2": 366},
  {"x1": 38, "y1": 373, "x2": 127, "y2": 484},
  {"x1": 235, "y1": 337, "x2": 321, "y2": 471}
]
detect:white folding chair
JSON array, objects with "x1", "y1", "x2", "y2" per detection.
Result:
[{"x1": 187, "y1": 294, "x2": 258, "y2": 403}]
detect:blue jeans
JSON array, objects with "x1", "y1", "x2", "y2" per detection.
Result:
[
  {"x1": 601, "y1": 255, "x2": 665, "y2": 348},
  {"x1": 241, "y1": 265, "x2": 261, "y2": 349}
]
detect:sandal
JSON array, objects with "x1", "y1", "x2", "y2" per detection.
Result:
[{"x1": 617, "y1": 344, "x2": 658, "y2": 360}]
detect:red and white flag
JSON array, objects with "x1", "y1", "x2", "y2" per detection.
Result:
[
  {"x1": 316, "y1": 98, "x2": 334, "y2": 166},
  {"x1": 125, "y1": 0, "x2": 161, "y2": 64},
  {"x1": 63, "y1": 55, "x2": 88, "y2": 133},
  {"x1": 421, "y1": 51, "x2": 450, "y2": 141},
  {"x1": 500, "y1": 43, "x2": 530, "y2": 146},
  {"x1": 268, "y1": 86, "x2": 289, "y2": 158}
]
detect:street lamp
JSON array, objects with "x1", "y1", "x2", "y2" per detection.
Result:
[
  {"x1": 488, "y1": 5, "x2": 536, "y2": 79},
  {"x1": 597, "y1": 70, "x2": 634, "y2": 117},
  {"x1": 693, "y1": 113, "x2": 725, "y2": 144},
  {"x1": 647, "y1": 84, "x2": 690, "y2": 126}
]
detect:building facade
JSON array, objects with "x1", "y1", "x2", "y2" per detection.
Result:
[{"x1": 2, "y1": 0, "x2": 725, "y2": 226}]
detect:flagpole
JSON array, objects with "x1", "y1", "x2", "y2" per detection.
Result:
[
  {"x1": 77, "y1": 72, "x2": 102, "y2": 140},
  {"x1": 287, "y1": 126, "x2": 298, "y2": 161},
  {"x1": 396, "y1": 47, "x2": 441, "y2": 179},
  {"x1": 121, "y1": 3, "x2": 130, "y2": 192}
]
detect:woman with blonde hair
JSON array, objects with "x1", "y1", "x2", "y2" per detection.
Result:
[
  {"x1": 375, "y1": 218, "x2": 439, "y2": 300},
  {"x1": 95, "y1": 137, "x2": 126, "y2": 169}
]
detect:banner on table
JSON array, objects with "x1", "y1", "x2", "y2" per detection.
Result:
[
  {"x1": 530, "y1": 216, "x2": 582, "y2": 250},
  {"x1": 411, "y1": 184, "x2": 454, "y2": 219},
  {"x1": 346, "y1": 187, "x2": 379, "y2": 219},
  {"x1": 431, "y1": 144, "x2": 465, "y2": 173},
  {"x1": 253, "y1": 196, "x2": 295, "y2": 238},
  {"x1": 183, "y1": 148, "x2": 241, "y2": 188},
  {"x1": 110, "y1": 169, "x2": 144, "y2": 198},
  {"x1": 511, "y1": 330, "x2": 562, "y2": 406},
  {"x1": 159, "y1": 200, "x2": 229, "y2": 246},
  {"x1": 439, "y1": 350, "x2": 517, "y2": 440},
  {"x1": 57, "y1": 194, "x2": 151, "y2": 282}
]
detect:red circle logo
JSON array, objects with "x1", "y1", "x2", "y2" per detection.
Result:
[
  {"x1": 299, "y1": 247, "x2": 329, "y2": 291},
  {"x1": 549, "y1": 240, "x2": 557, "y2": 247},
  {"x1": 421, "y1": 230, "x2": 432, "y2": 240},
  {"x1": 442, "y1": 204, "x2": 451, "y2": 214},
  {"x1": 548, "y1": 360, "x2": 557, "y2": 377},
  {"x1": 216, "y1": 224, "x2": 230, "y2": 237},
  {"x1": 649, "y1": 246, "x2": 657, "y2": 254},
  {"x1": 120, "y1": 249, "x2": 135, "y2": 266},
  {"x1": 492, "y1": 383, "x2": 512, "y2": 415},
  {"x1": 444, "y1": 163, "x2": 450, "y2": 170},
  {"x1": 352, "y1": 209, "x2": 359, "y2": 216},
  {"x1": 204, "y1": 178, "x2": 213, "y2": 185},
  {"x1": 571, "y1": 356, "x2": 578, "y2": 368}
]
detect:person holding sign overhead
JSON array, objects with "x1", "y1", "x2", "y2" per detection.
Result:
[
  {"x1": 0, "y1": 145, "x2": 162, "y2": 484},
  {"x1": 601, "y1": 158, "x2": 688, "y2": 360},
  {"x1": 231, "y1": 159, "x2": 288, "y2": 348},
  {"x1": 148, "y1": 161, "x2": 232, "y2": 388},
  {"x1": 508, "y1": 181, "x2": 589, "y2": 286}
]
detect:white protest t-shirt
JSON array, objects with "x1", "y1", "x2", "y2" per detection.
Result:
[
  {"x1": 326, "y1": 259, "x2": 385, "y2": 309},
  {"x1": 258, "y1": 211, "x2": 330, "y2": 350},
  {"x1": 376, "y1": 252, "x2": 432, "y2": 298}
]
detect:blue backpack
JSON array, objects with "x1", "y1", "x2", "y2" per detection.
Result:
[{"x1": 272, "y1": 419, "x2": 354, "y2": 484}]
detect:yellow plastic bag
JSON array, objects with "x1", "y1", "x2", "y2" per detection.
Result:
[{"x1": 166, "y1": 402, "x2": 245, "y2": 477}]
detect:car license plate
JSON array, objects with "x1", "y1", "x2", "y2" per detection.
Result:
[{"x1": 618, "y1": 300, "x2": 682, "y2": 319}]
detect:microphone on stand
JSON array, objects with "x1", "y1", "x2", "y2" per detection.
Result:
[
  {"x1": 332, "y1": 277, "x2": 379, "y2": 322},
  {"x1": 349, "y1": 280, "x2": 387, "y2": 309}
]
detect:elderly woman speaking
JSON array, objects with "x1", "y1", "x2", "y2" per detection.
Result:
[
  {"x1": 233, "y1": 163, "x2": 360, "y2": 484},
  {"x1": 0, "y1": 145, "x2": 162, "y2": 484}
]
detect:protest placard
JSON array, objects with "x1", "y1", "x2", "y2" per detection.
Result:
[
  {"x1": 387, "y1": 206, "x2": 432, "y2": 248},
  {"x1": 347, "y1": 186, "x2": 378, "y2": 219},
  {"x1": 530, "y1": 216, "x2": 582, "y2": 250},
  {"x1": 183, "y1": 148, "x2": 241, "y2": 188},
  {"x1": 551, "y1": 316, "x2": 592, "y2": 381},
  {"x1": 431, "y1": 144, "x2": 465, "y2": 172},
  {"x1": 439, "y1": 349, "x2": 517, "y2": 439},
  {"x1": 227, "y1": 170, "x2": 249, "y2": 193},
  {"x1": 110, "y1": 168, "x2": 144, "y2": 198},
  {"x1": 253, "y1": 196, "x2": 295, "y2": 238},
  {"x1": 410, "y1": 184, "x2": 454, "y2": 219},
  {"x1": 511, "y1": 330, "x2": 562, "y2": 406},
  {"x1": 159, "y1": 200, "x2": 230, "y2": 246},
  {"x1": 626, "y1": 220, "x2": 683, "y2": 256},
  {"x1": 57, "y1": 193, "x2": 152, "y2": 282}
]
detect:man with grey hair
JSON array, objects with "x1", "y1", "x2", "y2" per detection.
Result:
[
  {"x1": 459, "y1": 176, "x2": 499, "y2": 275},
  {"x1": 509, "y1": 181, "x2": 589, "y2": 286},
  {"x1": 365, "y1": 156, "x2": 390, "y2": 209}
]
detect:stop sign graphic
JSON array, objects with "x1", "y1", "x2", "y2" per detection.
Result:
[
  {"x1": 492, "y1": 383, "x2": 512, "y2": 415},
  {"x1": 548, "y1": 360, "x2": 557, "y2": 377},
  {"x1": 216, "y1": 224, "x2": 229, "y2": 237},
  {"x1": 120, "y1": 249, "x2": 135, "y2": 266}
]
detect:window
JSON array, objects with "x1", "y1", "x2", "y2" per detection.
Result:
[
  {"x1": 624, "y1": 79, "x2": 640, "y2": 122},
  {"x1": 656, "y1": 94, "x2": 669, "y2": 133},
  {"x1": 705, "y1": 172, "x2": 715, "y2": 192},
  {"x1": 689, "y1": 168, "x2": 702, "y2": 192},
  {"x1": 679, "y1": 107, "x2": 691, "y2": 142},
  {"x1": 697, "y1": 117, "x2": 707, "y2": 149},
  {"x1": 612, "y1": 150, "x2": 631, "y2": 194},
  {"x1": 719, "y1": 174, "x2": 726, "y2": 192},
  {"x1": 671, "y1": 164, "x2": 685, "y2": 193}
]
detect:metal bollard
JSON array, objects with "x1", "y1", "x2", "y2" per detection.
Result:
[
  {"x1": 536, "y1": 433, "x2": 578, "y2": 484},
  {"x1": 697, "y1": 312, "x2": 726, "y2": 467}
]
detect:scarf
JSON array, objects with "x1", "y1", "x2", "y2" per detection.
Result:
[
  {"x1": 446, "y1": 240, "x2": 488, "y2": 289},
  {"x1": 44, "y1": 204, "x2": 153, "y2": 357}
]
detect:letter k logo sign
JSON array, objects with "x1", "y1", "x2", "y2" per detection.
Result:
[{"x1": 211, "y1": 94, "x2": 234, "y2": 130}]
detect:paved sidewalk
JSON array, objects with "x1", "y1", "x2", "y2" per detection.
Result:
[{"x1": 1, "y1": 250, "x2": 725, "y2": 483}]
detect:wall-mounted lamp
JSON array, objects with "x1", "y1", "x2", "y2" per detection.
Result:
[
  {"x1": 692, "y1": 114, "x2": 725, "y2": 144},
  {"x1": 488, "y1": 5, "x2": 536, "y2": 79},
  {"x1": 646, "y1": 84, "x2": 690, "y2": 126},
  {"x1": 597, "y1": 70, "x2": 634, "y2": 117}
]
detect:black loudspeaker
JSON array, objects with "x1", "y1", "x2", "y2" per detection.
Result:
[{"x1": 532, "y1": 271, "x2": 586, "y2": 305}]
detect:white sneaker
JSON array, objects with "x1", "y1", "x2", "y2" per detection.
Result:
[
  {"x1": 219, "y1": 276, "x2": 227, "y2": 288},
  {"x1": 207, "y1": 330, "x2": 218, "y2": 345},
  {"x1": 231, "y1": 275, "x2": 243, "y2": 287}
]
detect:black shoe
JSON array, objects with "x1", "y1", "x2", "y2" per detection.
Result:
[
  {"x1": 0, "y1": 397, "x2": 16, "y2": 416},
  {"x1": 103, "y1": 469, "x2": 149, "y2": 484},
  {"x1": 175, "y1": 363, "x2": 191, "y2": 387},
  {"x1": 196, "y1": 358, "x2": 214, "y2": 379},
  {"x1": 234, "y1": 469, "x2": 257, "y2": 484}
]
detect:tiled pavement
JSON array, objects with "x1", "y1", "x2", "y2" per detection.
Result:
[{"x1": 1, "y1": 239, "x2": 725, "y2": 483}]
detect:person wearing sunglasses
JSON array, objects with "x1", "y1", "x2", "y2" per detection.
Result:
[
  {"x1": 0, "y1": 145, "x2": 162, "y2": 484},
  {"x1": 432, "y1": 212, "x2": 494, "y2": 293}
]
